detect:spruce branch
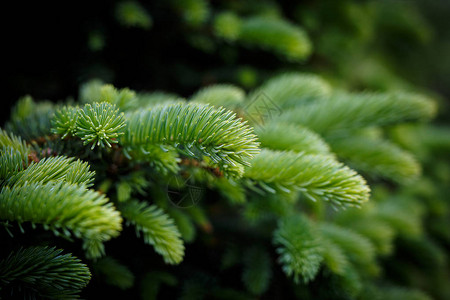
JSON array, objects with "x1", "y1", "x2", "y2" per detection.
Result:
[
  {"x1": 278, "y1": 92, "x2": 437, "y2": 136},
  {"x1": 330, "y1": 135, "x2": 421, "y2": 183},
  {"x1": 6, "y1": 156, "x2": 95, "y2": 187},
  {"x1": 0, "y1": 246, "x2": 91, "y2": 299},
  {"x1": 248, "y1": 73, "x2": 331, "y2": 108},
  {"x1": 0, "y1": 147, "x2": 27, "y2": 181},
  {"x1": 0, "y1": 130, "x2": 33, "y2": 182},
  {"x1": 0, "y1": 182, "x2": 122, "y2": 258},
  {"x1": 256, "y1": 122, "x2": 331, "y2": 154},
  {"x1": 119, "y1": 199, "x2": 185, "y2": 264},
  {"x1": 51, "y1": 106, "x2": 79, "y2": 139},
  {"x1": 0, "y1": 129, "x2": 29, "y2": 159},
  {"x1": 75, "y1": 102, "x2": 126, "y2": 149},
  {"x1": 244, "y1": 149, "x2": 370, "y2": 208},
  {"x1": 122, "y1": 103, "x2": 260, "y2": 171},
  {"x1": 273, "y1": 215, "x2": 323, "y2": 283},
  {"x1": 52, "y1": 102, "x2": 127, "y2": 149}
]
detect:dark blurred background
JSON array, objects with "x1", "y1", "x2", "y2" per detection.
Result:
[{"x1": 3, "y1": 0, "x2": 450, "y2": 118}]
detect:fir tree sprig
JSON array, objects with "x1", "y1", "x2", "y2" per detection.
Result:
[
  {"x1": 0, "y1": 182, "x2": 122, "y2": 258},
  {"x1": 6, "y1": 156, "x2": 95, "y2": 187},
  {"x1": 330, "y1": 135, "x2": 421, "y2": 183},
  {"x1": 273, "y1": 215, "x2": 323, "y2": 283},
  {"x1": 122, "y1": 103, "x2": 260, "y2": 170},
  {"x1": 75, "y1": 102, "x2": 126, "y2": 149},
  {"x1": 256, "y1": 122, "x2": 331, "y2": 155},
  {"x1": 119, "y1": 199, "x2": 185, "y2": 264},
  {"x1": 51, "y1": 106, "x2": 79, "y2": 139},
  {"x1": 248, "y1": 73, "x2": 331, "y2": 108},
  {"x1": 244, "y1": 149, "x2": 370, "y2": 208},
  {"x1": 0, "y1": 147, "x2": 27, "y2": 181},
  {"x1": 0, "y1": 129, "x2": 29, "y2": 158},
  {"x1": 278, "y1": 92, "x2": 437, "y2": 136},
  {"x1": 0, "y1": 246, "x2": 91, "y2": 299},
  {"x1": 52, "y1": 102, "x2": 127, "y2": 149}
]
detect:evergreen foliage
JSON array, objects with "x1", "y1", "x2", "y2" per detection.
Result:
[
  {"x1": 2, "y1": 1, "x2": 449, "y2": 299},
  {"x1": 330, "y1": 135, "x2": 421, "y2": 183},
  {"x1": 0, "y1": 247, "x2": 90, "y2": 299},
  {"x1": 6, "y1": 156, "x2": 94, "y2": 187},
  {"x1": 52, "y1": 102, "x2": 126, "y2": 149},
  {"x1": 119, "y1": 199, "x2": 184, "y2": 264},
  {"x1": 122, "y1": 103, "x2": 260, "y2": 172},
  {"x1": 278, "y1": 92, "x2": 436, "y2": 136},
  {"x1": 273, "y1": 215, "x2": 323, "y2": 283},
  {"x1": 248, "y1": 73, "x2": 331, "y2": 108},
  {"x1": 0, "y1": 182, "x2": 122, "y2": 259},
  {"x1": 255, "y1": 122, "x2": 331, "y2": 154},
  {"x1": 244, "y1": 149, "x2": 370, "y2": 207}
]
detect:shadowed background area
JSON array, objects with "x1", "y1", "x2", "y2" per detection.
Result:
[{"x1": 3, "y1": 0, "x2": 450, "y2": 116}]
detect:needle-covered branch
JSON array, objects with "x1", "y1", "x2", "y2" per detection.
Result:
[
  {"x1": 278, "y1": 92, "x2": 437, "y2": 136},
  {"x1": 0, "y1": 182, "x2": 122, "y2": 259},
  {"x1": 122, "y1": 103, "x2": 260, "y2": 172},
  {"x1": 119, "y1": 199, "x2": 185, "y2": 264},
  {"x1": 244, "y1": 149, "x2": 370, "y2": 208},
  {"x1": 0, "y1": 246, "x2": 91, "y2": 299}
]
